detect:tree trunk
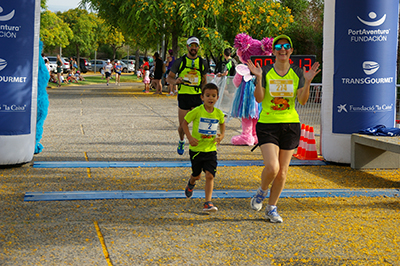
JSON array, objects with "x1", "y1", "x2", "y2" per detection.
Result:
[
  {"x1": 76, "y1": 45, "x2": 80, "y2": 70},
  {"x1": 171, "y1": 31, "x2": 179, "y2": 58},
  {"x1": 135, "y1": 49, "x2": 140, "y2": 71}
]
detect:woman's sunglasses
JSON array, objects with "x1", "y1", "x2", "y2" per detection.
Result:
[{"x1": 274, "y1": 43, "x2": 291, "y2": 50}]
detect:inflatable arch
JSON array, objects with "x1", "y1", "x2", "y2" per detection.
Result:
[
  {"x1": 322, "y1": 0, "x2": 399, "y2": 163},
  {"x1": 0, "y1": 0, "x2": 40, "y2": 165}
]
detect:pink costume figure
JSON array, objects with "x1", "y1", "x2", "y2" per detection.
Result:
[{"x1": 230, "y1": 33, "x2": 273, "y2": 146}]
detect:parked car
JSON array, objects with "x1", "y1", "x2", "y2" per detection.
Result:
[
  {"x1": 45, "y1": 57, "x2": 57, "y2": 73},
  {"x1": 90, "y1": 59, "x2": 107, "y2": 73},
  {"x1": 62, "y1": 57, "x2": 71, "y2": 71},
  {"x1": 121, "y1": 59, "x2": 135, "y2": 72},
  {"x1": 47, "y1": 56, "x2": 69, "y2": 73},
  {"x1": 74, "y1": 57, "x2": 92, "y2": 73}
]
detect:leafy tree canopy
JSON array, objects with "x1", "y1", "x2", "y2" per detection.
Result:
[
  {"x1": 81, "y1": 0, "x2": 293, "y2": 61},
  {"x1": 57, "y1": 9, "x2": 99, "y2": 58},
  {"x1": 40, "y1": 10, "x2": 73, "y2": 51}
]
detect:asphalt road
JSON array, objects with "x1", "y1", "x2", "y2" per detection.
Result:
[{"x1": 0, "y1": 82, "x2": 399, "y2": 266}]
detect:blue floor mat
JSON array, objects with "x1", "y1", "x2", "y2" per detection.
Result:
[
  {"x1": 33, "y1": 160, "x2": 328, "y2": 168},
  {"x1": 24, "y1": 189, "x2": 399, "y2": 202}
]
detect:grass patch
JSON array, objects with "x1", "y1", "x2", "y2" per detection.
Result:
[{"x1": 47, "y1": 72, "x2": 142, "y2": 88}]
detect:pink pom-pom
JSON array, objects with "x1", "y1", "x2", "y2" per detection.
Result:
[
  {"x1": 234, "y1": 33, "x2": 253, "y2": 53},
  {"x1": 260, "y1": 37, "x2": 273, "y2": 55},
  {"x1": 234, "y1": 33, "x2": 272, "y2": 63}
]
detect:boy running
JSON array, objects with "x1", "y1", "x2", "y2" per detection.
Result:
[{"x1": 181, "y1": 83, "x2": 225, "y2": 212}]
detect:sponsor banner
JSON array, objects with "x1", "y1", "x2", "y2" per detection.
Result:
[
  {"x1": 0, "y1": 2, "x2": 34, "y2": 135},
  {"x1": 333, "y1": 0, "x2": 398, "y2": 134}
]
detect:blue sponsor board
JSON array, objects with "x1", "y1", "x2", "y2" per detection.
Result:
[
  {"x1": 333, "y1": 0, "x2": 398, "y2": 134},
  {"x1": 0, "y1": 1, "x2": 34, "y2": 135}
]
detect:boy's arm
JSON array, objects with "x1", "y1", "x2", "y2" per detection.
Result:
[
  {"x1": 215, "y1": 122, "x2": 225, "y2": 145},
  {"x1": 181, "y1": 120, "x2": 199, "y2": 146}
]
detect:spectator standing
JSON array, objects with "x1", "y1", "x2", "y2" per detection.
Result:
[
  {"x1": 69, "y1": 57, "x2": 75, "y2": 72},
  {"x1": 143, "y1": 65, "x2": 150, "y2": 93},
  {"x1": 217, "y1": 48, "x2": 236, "y2": 77},
  {"x1": 165, "y1": 49, "x2": 176, "y2": 96},
  {"x1": 152, "y1": 52, "x2": 164, "y2": 95},
  {"x1": 56, "y1": 54, "x2": 63, "y2": 87},
  {"x1": 141, "y1": 57, "x2": 150, "y2": 77},
  {"x1": 100, "y1": 61, "x2": 105, "y2": 79}
]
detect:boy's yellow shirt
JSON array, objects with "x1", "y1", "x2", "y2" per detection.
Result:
[{"x1": 184, "y1": 104, "x2": 225, "y2": 152}]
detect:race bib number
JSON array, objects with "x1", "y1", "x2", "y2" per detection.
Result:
[
  {"x1": 184, "y1": 70, "x2": 199, "y2": 86},
  {"x1": 269, "y1": 79, "x2": 294, "y2": 97},
  {"x1": 198, "y1": 117, "x2": 218, "y2": 135}
]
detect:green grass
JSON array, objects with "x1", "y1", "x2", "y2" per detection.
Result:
[{"x1": 48, "y1": 73, "x2": 142, "y2": 88}]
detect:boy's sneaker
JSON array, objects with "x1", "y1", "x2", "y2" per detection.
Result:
[
  {"x1": 250, "y1": 188, "x2": 267, "y2": 211},
  {"x1": 265, "y1": 206, "x2": 283, "y2": 223},
  {"x1": 203, "y1": 202, "x2": 218, "y2": 213},
  {"x1": 185, "y1": 180, "x2": 195, "y2": 198},
  {"x1": 177, "y1": 140, "x2": 185, "y2": 155}
]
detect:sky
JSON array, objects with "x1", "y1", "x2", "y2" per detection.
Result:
[{"x1": 47, "y1": 0, "x2": 82, "y2": 12}]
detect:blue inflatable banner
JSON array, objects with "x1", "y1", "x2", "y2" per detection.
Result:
[
  {"x1": 333, "y1": 0, "x2": 399, "y2": 134},
  {"x1": 0, "y1": 1, "x2": 35, "y2": 135}
]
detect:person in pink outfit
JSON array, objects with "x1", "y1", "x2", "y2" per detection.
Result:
[
  {"x1": 230, "y1": 33, "x2": 273, "y2": 146},
  {"x1": 143, "y1": 65, "x2": 150, "y2": 93}
]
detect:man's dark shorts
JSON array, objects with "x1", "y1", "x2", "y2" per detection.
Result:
[
  {"x1": 189, "y1": 150, "x2": 217, "y2": 177},
  {"x1": 105, "y1": 72, "x2": 111, "y2": 78},
  {"x1": 178, "y1": 94, "x2": 202, "y2": 110},
  {"x1": 256, "y1": 123, "x2": 301, "y2": 150}
]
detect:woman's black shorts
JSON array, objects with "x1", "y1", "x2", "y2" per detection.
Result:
[
  {"x1": 256, "y1": 123, "x2": 301, "y2": 150},
  {"x1": 189, "y1": 150, "x2": 217, "y2": 177},
  {"x1": 178, "y1": 94, "x2": 202, "y2": 110}
]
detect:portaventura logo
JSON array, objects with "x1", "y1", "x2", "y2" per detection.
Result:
[
  {"x1": 357, "y1": 12, "x2": 386, "y2": 27},
  {"x1": 0, "y1": 6, "x2": 15, "y2": 21},
  {"x1": 348, "y1": 11, "x2": 390, "y2": 42},
  {"x1": 0, "y1": 6, "x2": 20, "y2": 39}
]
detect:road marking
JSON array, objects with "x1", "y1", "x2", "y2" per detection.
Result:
[{"x1": 94, "y1": 221, "x2": 113, "y2": 266}]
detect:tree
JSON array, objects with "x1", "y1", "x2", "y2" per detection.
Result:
[
  {"x1": 41, "y1": 0, "x2": 47, "y2": 9},
  {"x1": 97, "y1": 20, "x2": 125, "y2": 60},
  {"x1": 284, "y1": 0, "x2": 324, "y2": 82},
  {"x1": 40, "y1": 11, "x2": 73, "y2": 53},
  {"x1": 82, "y1": 0, "x2": 293, "y2": 68},
  {"x1": 57, "y1": 9, "x2": 99, "y2": 67}
]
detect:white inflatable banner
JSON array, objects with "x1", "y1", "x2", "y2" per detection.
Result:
[
  {"x1": 0, "y1": 0, "x2": 40, "y2": 165},
  {"x1": 322, "y1": 0, "x2": 399, "y2": 163}
]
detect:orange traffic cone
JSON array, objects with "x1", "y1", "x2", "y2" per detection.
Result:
[
  {"x1": 303, "y1": 126, "x2": 320, "y2": 160},
  {"x1": 298, "y1": 125, "x2": 309, "y2": 160},
  {"x1": 294, "y1": 124, "x2": 306, "y2": 158}
]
